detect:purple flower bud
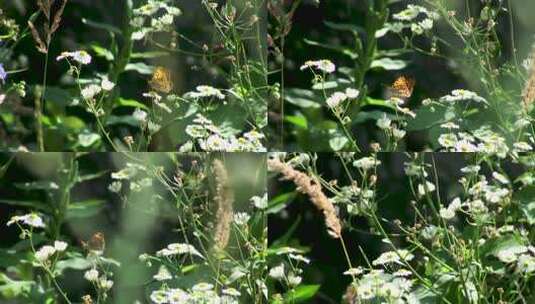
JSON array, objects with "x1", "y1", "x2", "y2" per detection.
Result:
[{"x1": 0, "y1": 64, "x2": 7, "y2": 83}]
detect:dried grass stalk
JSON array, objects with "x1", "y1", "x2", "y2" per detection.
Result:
[
  {"x1": 27, "y1": 21, "x2": 47, "y2": 54},
  {"x1": 50, "y1": 0, "x2": 67, "y2": 35},
  {"x1": 212, "y1": 159, "x2": 234, "y2": 251},
  {"x1": 268, "y1": 158, "x2": 342, "y2": 238},
  {"x1": 523, "y1": 45, "x2": 535, "y2": 109}
]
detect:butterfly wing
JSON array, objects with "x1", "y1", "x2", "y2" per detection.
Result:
[
  {"x1": 391, "y1": 76, "x2": 415, "y2": 98},
  {"x1": 150, "y1": 67, "x2": 173, "y2": 93}
]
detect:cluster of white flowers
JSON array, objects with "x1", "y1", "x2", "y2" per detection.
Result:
[
  {"x1": 149, "y1": 284, "x2": 240, "y2": 304},
  {"x1": 35, "y1": 241, "x2": 68, "y2": 263},
  {"x1": 299, "y1": 59, "x2": 336, "y2": 74},
  {"x1": 439, "y1": 197, "x2": 462, "y2": 220},
  {"x1": 84, "y1": 268, "x2": 114, "y2": 290},
  {"x1": 131, "y1": 0, "x2": 182, "y2": 40},
  {"x1": 372, "y1": 249, "x2": 414, "y2": 266},
  {"x1": 349, "y1": 269, "x2": 418, "y2": 303},
  {"x1": 184, "y1": 114, "x2": 265, "y2": 152},
  {"x1": 156, "y1": 243, "x2": 204, "y2": 259},
  {"x1": 438, "y1": 127, "x2": 510, "y2": 156},
  {"x1": 439, "y1": 89, "x2": 487, "y2": 104},
  {"x1": 56, "y1": 50, "x2": 92, "y2": 65},
  {"x1": 353, "y1": 156, "x2": 381, "y2": 171},
  {"x1": 7, "y1": 213, "x2": 45, "y2": 228},
  {"x1": 379, "y1": 4, "x2": 439, "y2": 37},
  {"x1": 185, "y1": 85, "x2": 225, "y2": 100},
  {"x1": 325, "y1": 88, "x2": 359, "y2": 108}
]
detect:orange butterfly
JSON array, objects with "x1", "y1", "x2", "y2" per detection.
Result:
[
  {"x1": 390, "y1": 76, "x2": 415, "y2": 99},
  {"x1": 149, "y1": 66, "x2": 173, "y2": 93},
  {"x1": 82, "y1": 231, "x2": 106, "y2": 254}
]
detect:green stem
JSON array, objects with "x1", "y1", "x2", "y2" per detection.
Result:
[{"x1": 36, "y1": 49, "x2": 49, "y2": 152}]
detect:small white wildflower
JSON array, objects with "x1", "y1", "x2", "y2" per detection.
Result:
[
  {"x1": 343, "y1": 267, "x2": 364, "y2": 276},
  {"x1": 101, "y1": 76, "x2": 115, "y2": 91},
  {"x1": 54, "y1": 241, "x2": 68, "y2": 252},
  {"x1": 133, "y1": 108, "x2": 148, "y2": 123},
  {"x1": 234, "y1": 212, "x2": 250, "y2": 225},
  {"x1": 7, "y1": 213, "x2": 46, "y2": 228},
  {"x1": 492, "y1": 172, "x2": 509, "y2": 185},
  {"x1": 353, "y1": 157, "x2": 380, "y2": 170},
  {"x1": 269, "y1": 264, "x2": 285, "y2": 280},
  {"x1": 251, "y1": 193, "x2": 268, "y2": 209},
  {"x1": 56, "y1": 50, "x2": 92, "y2": 65},
  {"x1": 84, "y1": 269, "x2": 99, "y2": 282},
  {"x1": 376, "y1": 114, "x2": 391, "y2": 129},
  {"x1": 345, "y1": 88, "x2": 360, "y2": 99},
  {"x1": 35, "y1": 245, "x2": 56, "y2": 262},
  {"x1": 300, "y1": 59, "x2": 336, "y2": 73},
  {"x1": 153, "y1": 266, "x2": 172, "y2": 281},
  {"x1": 288, "y1": 274, "x2": 302, "y2": 287},
  {"x1": 393, "y1": 269, "x2": 412, "y2": 277},
  {"x1": 99, "y1": 278, "x2": 114, "y2": 290},
  {"x1": 222, "y1": 288, "x2": 241, "y2": 297},
  {"x1": 191, "y1": 282, "x2": 214, "y2": 292},
  {"x1": 326, "y1": 92, "x2": 347, "y2": 108},
  {"x1": 0, "y1": 94, "x2": 5, "y2": 104},
  {"x1": 150, "y1": 290, "x2": 169, "y2": 304},
  {"x1": 418, "y1": 181, "x2": 436, "y2": 197},
  {"x1": 187, "y1": 85, "x2": 225, "y2": 99},
  {"x1": 81, "y1": 84, "x2": 102, "y2": 100}
]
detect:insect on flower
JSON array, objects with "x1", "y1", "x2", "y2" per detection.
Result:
[
  {"x1": 149, "y1": 66, "x2": 173, "y2": 93},
  {"x1": 82, "y1": 231, "x2": 106, "y2": 254},
  {"x1": 390, "y1": 76, "x2": 415, "y2": 99}
]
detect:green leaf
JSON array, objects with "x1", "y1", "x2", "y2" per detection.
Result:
[
  {"x1": 284, "y1": 89, "x2": 321, "y2": 109},
  {"x1": 324, "y1": 21, "x2": 364, "y2": 34},
  {"x1": 283, "y1": 285, "x2": 321, "y2": 303},
  {"x1": 105, "y1": 115, "x2": 142, "y2": 127},
  {"x1": 0, "y1": 273, "x2": 34, "y2": 298},
  {"x1": 329, "y1": 132, "x2": 348, "y2": 151},
  {"x1": 312, "y1": 81, "x2": 338, "y2": 90},
  {"x1": 55, "y1": 256, "x2": 92, "y2": 273},
  {"x1": 0, "y1": 199, "x2": 50, "y2": 212},
  {"x1": 62, "y1": 116, "x2": 86, "y2": 131},
  {"x1": 285, "y1": 115, "x2": 308, "y2": 129},
  {"x1": 303, "y1": 39, "x2": 358, "y2": 59},
  {"x1": 131, "y1": 51, "x2": 169, "y2": 59},
  {"x1": 361, "y1": 97, "x2": 397, "y2": 110},
  {"x1": 407, "y1": 104, "x2": 451, "y2": 131},
  {"x1": 66, "y1": 199, "x2": 106, "y2": 219},
  {"x1": 76, "y1": 170, "x2": 109, "y2": 183},
  {"x1": 125, "y1": 62, "x2": 154, "y2": 75},
  {"x1": 44, "y1": 87, "x2": 73, "y2": 107},
  {"x1": 78, "y1": 132, "x2": 101, "y2": 147},
  {"x1": 370, "y1": 58, "x2": 408, "y2": 70},
  {"x1": 90, "y1": 44, "x2": 114, "y2": 61},
  {"x1": 82, "y1": 18, "x2": 121, "y2": 35},
  {"x1": 114, "y1": 98, "x2": 149, "y2": 110},
  {"x1": 267, "y1": 192, "x2": 296, "y2": 214},
  {"x1": 14, "y1": 181, "x2": 59, "y2": 191}
]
